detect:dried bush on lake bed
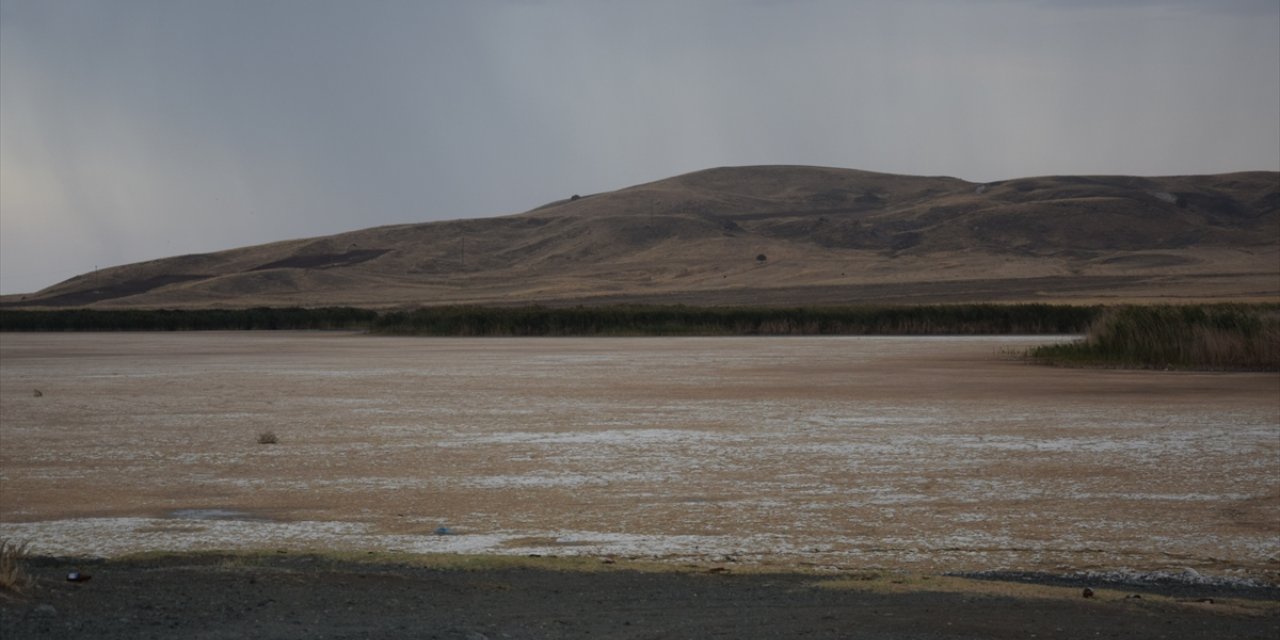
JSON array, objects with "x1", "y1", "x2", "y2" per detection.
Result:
[{"x1": 0, "y1": 539, "x2": 35, "y2": 596}]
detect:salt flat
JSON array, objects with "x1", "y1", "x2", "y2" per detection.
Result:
[{"x1": 1, "y1": 332, "x2": 1276, "y2": 583}]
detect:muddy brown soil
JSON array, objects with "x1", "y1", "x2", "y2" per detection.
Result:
[
  {"x1": 2, "y1": 333, "x2": 1277, "y2": 581},
  {"x1": 2, "y1": 553, "x2": 1277, "y2": 640}
]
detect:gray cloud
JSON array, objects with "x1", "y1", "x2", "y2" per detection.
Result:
[{"x1": 2, "y1": 0, "x2": 1277, "y2": 293}]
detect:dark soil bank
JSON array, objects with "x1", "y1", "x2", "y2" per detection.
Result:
[{"x1": 2, "y1": 555, "x2": 1277, "y2": 640}]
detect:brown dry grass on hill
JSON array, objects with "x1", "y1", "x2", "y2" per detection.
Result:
[{"x1": 3, "y1": 166, "x2": 1276, "y2": 309}]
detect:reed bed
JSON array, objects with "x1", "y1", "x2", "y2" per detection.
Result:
[
  {"x1": 1, "y1": 304, "x2": 1096, "y2": 335},
  {"x1": 0, "y1": 307, "x2": 376, "y2": 331},
  {"x1": 369, "y1": 303, "x2": 1096, "y2": 336},
  {"x1": 7, "y1": 303, "x2": 1278, "y2": 365},
  {"x1": 1028, "y1": 305, "x2": 1280, "y2": 371}
]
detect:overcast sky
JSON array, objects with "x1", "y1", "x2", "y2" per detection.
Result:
[{"x1": 2, "y1": 0, "x2": 1277, "y2": 294}]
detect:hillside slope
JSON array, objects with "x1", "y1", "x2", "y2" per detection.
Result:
[{"x1": 5, "y1": 166, "x2": 1278, "y2": 308}]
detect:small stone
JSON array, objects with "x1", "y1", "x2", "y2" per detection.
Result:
[
  {"x1": 1082, "y1": 587, "x2": 1094, "y2": 598},
  {"x1": 32, "y1": 389, "x2": 42, "y2": 397}
]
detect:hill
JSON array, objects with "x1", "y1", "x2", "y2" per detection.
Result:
[{"x1": 3, "y1": 166, "x2": 1277, "y2": 309}]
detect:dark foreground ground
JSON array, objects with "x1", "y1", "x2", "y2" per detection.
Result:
[{"x1": 2, "y1": 554, "x2": 1277, "y2": 639}]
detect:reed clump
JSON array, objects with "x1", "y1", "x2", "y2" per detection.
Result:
[{"x1": 1029, "y1": 305, "x2": 1280, "y2": 371}]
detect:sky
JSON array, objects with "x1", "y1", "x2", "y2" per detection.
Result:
[{"x1": 1, "y1": 0, "x2": 1277, "y2": 294}]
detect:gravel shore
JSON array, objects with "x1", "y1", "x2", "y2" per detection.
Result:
[{"x1": 2, "y1": 553, "x2": 1277, "y2": 640}]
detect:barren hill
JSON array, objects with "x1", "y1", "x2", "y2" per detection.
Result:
[{"x1": 5, "y1": 166, "x2": 1278, "y2": 308}]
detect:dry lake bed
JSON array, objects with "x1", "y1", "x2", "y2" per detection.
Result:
[{"x1": 1, "y1": 332, "x2": 1277, "y2": 584}]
